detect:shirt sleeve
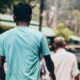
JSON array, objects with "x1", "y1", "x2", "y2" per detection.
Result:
[
  {"x1": 40, "y1": 35, "x2": 50, "y2": 56},
  {"x1": 0, "y1": 37, "x2": 5, "y2": 56},
  {"x1": 72, "y1": 55, "x2": 80, "y2": 77}
]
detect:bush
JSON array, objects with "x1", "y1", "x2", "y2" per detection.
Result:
[{"x1": 54, "y1": 23, "x2": 73, "y2": 42}]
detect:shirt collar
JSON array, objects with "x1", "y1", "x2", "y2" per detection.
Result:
[
  {"x1": 56, "y1": 48, "x2": 66, "y2": 53},
  {"x1": 17, "y1": 25, "x2": 29, "y2": 27}
]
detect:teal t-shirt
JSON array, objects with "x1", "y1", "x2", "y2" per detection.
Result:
[{"x1": 0, "y1": 27, "x2": 50, "y2": 80}]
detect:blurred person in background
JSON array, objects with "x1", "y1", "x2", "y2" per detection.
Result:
[
  {"x1": 0, "y1": 3, "x2": 55, "y2": 80},
  {"x1": 51, "y1": 36, "x2": 80, "y2": 80}
]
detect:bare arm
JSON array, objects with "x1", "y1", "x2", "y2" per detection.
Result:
[
  {"x1": 71, "y1": 55, "x2": 80, "y2": 80},
  {"x1": 0, "y1": 56, "x2": 5, "y2": 80},
  {"x1": 75, "y1": 74, "x2": 80, "y2": 80},
  {"x1": 44, "y1": 55, "x2": 56, "y2": 80}
]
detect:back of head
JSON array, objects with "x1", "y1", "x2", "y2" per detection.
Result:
[
  {"x1": 54, "y1": 36, "x2": 66, "y2": 48},
  {"x1": 13, "y1": 3, "x2": 32, "y2": 22}
]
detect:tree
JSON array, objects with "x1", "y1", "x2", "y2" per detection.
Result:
[
  {"x1": 0, "y1": 0, "x2": 39, "y2": 13},
  {"x1": 0, "y1": 0, "x2": 11, "y2": 13},
  {"x1": 54, "y1": 23, "x2": 73, "y2": 42}
]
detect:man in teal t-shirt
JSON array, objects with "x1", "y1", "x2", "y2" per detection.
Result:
[{"x1": 0, "y1": 3, "x2": 55, "y2": 80}]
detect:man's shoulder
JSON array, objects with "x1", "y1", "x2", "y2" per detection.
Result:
[
  {"x1": 0, "y1": 28, "x2": 15, "y2": 39},
  {"x1": 29, "y1": 29, "x2": 42, "y2": 34},
  {"x1": 29, "y1": 29, "x2": 44, "y2": 38},
  {"x1": 57, "y1": 49, "x2": 76, "y2": 59},
  {"x1": 66, "y1": 50, "x2": 76, "y2": 59}
]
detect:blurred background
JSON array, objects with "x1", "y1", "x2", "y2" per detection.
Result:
[{"x1": 0, "y1": 0, "x2": 80, "y2": 36}]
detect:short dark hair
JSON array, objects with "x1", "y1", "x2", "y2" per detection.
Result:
[{"x1": 13, "y1": 3, "x2": 32, "y2": 22}]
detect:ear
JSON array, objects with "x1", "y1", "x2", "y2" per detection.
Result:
[
  {"x1": 30, "y1": 16, "x2": 32, "y2": 19},
  {"x1": 30, "y1": 16, "x2": 32, "y2": 18},
  {"x1": 54, "y1": 44, "x2": 56, "y2": 48},
  {"x1": 13, "y1": 16, "x2": 16, "y2": 20},
  {"x1": 13, "y1": 16, "x2": 16, "y2": 22},
  {"x1": 29, "y1": 16, "x2": 32, "y2": 22}
]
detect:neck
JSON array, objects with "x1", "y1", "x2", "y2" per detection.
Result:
[
  {"x1": 55, "y1": 46, "x2": 65, "y2": 52},
  {"x1": 16, "y1": 22, "x2": 30, "y2": 27}
]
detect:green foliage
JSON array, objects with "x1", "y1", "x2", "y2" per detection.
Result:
[
  {"x1": 0, "y1": 0, "x2": 39, "y2": 20},
  {"x1": 0, "y1": 0, "x2": 39, "y2": 13},
  {"x1": 0, "y1": 0, "x2": 11, "y2": 13},
  {"x1": 54, "y1": 23, "x2": 73, "y2": 42}
]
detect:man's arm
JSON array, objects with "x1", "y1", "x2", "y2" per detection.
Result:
[
  {"x1": 71, "y1": 55, "x2": 80, "y2": 80},
  {"x1": 39, "y1": 35, "x2": 56, "y2": 80},
  {"x1": 44, "y1": 55, "x2": 56, "y2": 80},
  {"x1": 0, "y1": 56, "x2": 5, "y2": 80},
  {"x1": 75, "y1": 74, "x2": 80, "y2": 80},
  {"x1": 0, "y1": 36, "x2": 5, "y2": 80}
]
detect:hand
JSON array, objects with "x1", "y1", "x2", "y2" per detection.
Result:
[{"x1": 49, "y1": 73, "x2": 56, "y2": 80}]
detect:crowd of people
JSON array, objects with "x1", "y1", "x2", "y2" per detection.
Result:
[{"x1": 0, "y1": 2, "x2": 79, "y2": 80}]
